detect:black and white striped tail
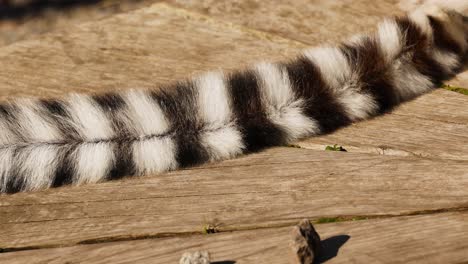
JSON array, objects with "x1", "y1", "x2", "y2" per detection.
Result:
[{"x1": 1, "y1": 5, "x2": 467, "y2": 193}]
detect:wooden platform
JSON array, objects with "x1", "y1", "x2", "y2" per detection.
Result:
[{"x1": 1, "y1": 1, "x2": 467, "y2": 263}]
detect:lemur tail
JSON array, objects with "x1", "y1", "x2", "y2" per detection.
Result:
[{"x1": 0, "y1": 5, "x2": 467, "y2": 193}]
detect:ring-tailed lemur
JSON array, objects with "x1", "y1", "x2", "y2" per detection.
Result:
[{"x1": 0, "y1": 2, "x2": 467, "y2": 193}]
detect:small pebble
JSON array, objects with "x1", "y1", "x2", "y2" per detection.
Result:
[
  {"x1": 179, "y1": 250, "x2": 211, "y2": 264},
  {"x1": 290, "y1": 219, "x2": 323, "y2": 264}
]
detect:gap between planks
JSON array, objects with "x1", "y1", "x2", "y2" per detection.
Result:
[
  {"x1": 1, "y1": 211, "x2": 468, "y2": 264},
  {"x1": 2, "y1": 204, "x2": 468, "y2": 254}
]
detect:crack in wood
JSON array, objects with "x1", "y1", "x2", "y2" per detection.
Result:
[{"x1": 2, "y1": 205, "x2": 468, "y2": 254}]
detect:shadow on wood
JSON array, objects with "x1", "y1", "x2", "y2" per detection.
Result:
[
  {"x1": 316, "y1": 235, "x2": 350, "y2": 263},
  {"x1": 0, "y1": 0, "x2": 101, "y2": 20}
]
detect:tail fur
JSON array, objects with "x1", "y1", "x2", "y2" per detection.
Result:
[{"x1": 1, "y1": 5, "x2": 467, "y2": 193}]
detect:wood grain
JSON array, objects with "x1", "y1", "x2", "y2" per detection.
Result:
[
  {"x1": 0, "y1": 3, "x2": 305, "y2": 100},
  {"x1": 1, "y1": 1, "x2": 468, "y2": 262},
  {"x1": 1, "y1": 147, "x2": 467, "y2": 250},
  {"x1": 166, "y1": 0, "x2": 404, "y2": 45},
  {"x1": 177, "y1": 0, "x2": 468, "y2": 90},
  {"x1": 297, "y1": 89, "x2": 468, "y2": 160},
  {"x1": 1, "y1": 212, "x2": 467, "y2": 264},
  {"x1": 0, "y1": 1, "x2": 162, "y2": 47},
  {"x1": 166, "y1": 0, "x2": 468, "y2": 88}
]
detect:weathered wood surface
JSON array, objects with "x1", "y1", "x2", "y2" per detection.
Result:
[
  {"x1": 0, "y1": 3, "x2": 304, "y2": 100},
  {"x1": 168, "y1": 0, "x2": 468, "y2": 87},
  {"x1": 297, "y1": 89, "x2": 468, "y2": 160},
  {"x1": 0, "y1": 1, "x2": 468, "y2": 263},
  {"x1": 167, "y1": 0, "x2": 404, "y2": 45},
  {"x1": 2, "y1": 212, "x2": 467, "y2": 264},
  {"x1": 2, "y1": 147, "x2": 468, "y2": 250},
  {"x1": 0, "y1": 0, "x2": 162, "y2": 47}
]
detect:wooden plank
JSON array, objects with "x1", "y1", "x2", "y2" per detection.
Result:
[
  {"x1": 297, "y1": 89, "x2": 468, "y2": 160},
  {"x1": 0, "y1": 1, "x2": 162, "y2": 47},
  {"x1": 1, "y1": 0, "x2": 462, "y2": 100},
  {"x1": 0, "y1": 3, "x2": 305, "y2": 100},
  {"x1": 1, "y1": 147, "x2": 467, "y2": 250},
  {"x1": 2, "y1": 212, "x2": 467, "y2": 263},
  {"x1": 166, "y1": 0, "x2": 404, "y2": 45}
]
